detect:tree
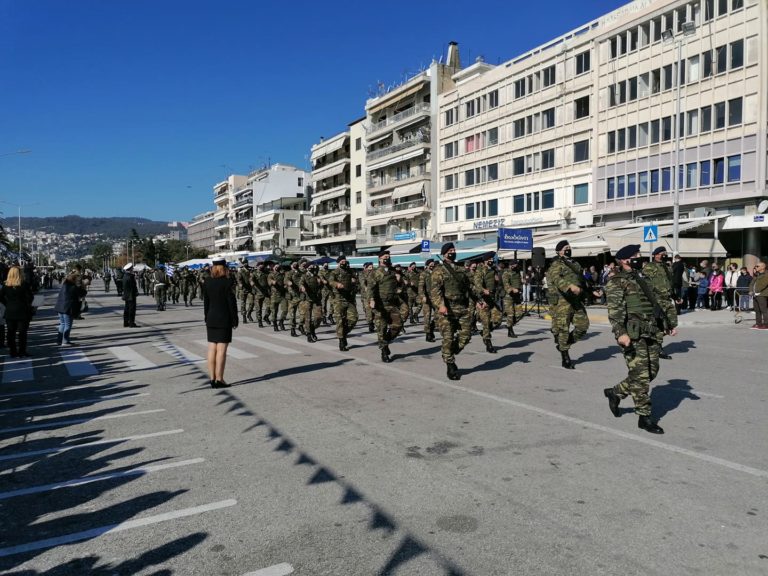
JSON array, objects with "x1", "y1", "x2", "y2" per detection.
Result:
[{"x1": 92, "y1": 242, "x2": 113, "y2": 270}]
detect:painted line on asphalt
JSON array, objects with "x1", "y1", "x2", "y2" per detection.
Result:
[
  {"x1": 0, "y1": 381, "x2": 138, "y2": 400},
  {"x1": 59, "y1": 348, "x2": 99, "y2": 377},
  {"x1": 667, "y1": 387, "x2": 724, "y2": 399},
  {"x1": 0, "y1": 498, "x2": 236, "y2": 557},
  {"x1": 194, "y1": 340, "x2": 256, "y2": 360},
  {"x1": 2, "y1": 359, "x2": 34, "y2": 384},
  {"x1": 108, "y1": 346, "x2": 157, "y2": 370},
  {"x1": 0, "y1": 429, "x2": 184, "y2": 462},
  {"x1": 154, "y1": 342, "x2": 204, "y2": 364},
  {"x1": 0, "y1": 458, "x2": 205, "y2": 500},
  {"x1": 235, "y1": 336, "x2": 300, "y2": 355},
  {"x1": 0, "y1": 409, "x2": 166, "y2": 434},
  {"x1": 241, "y1": 563, "x2": 295, "y2": 576},
  {"x1": 0, "y1": 392, "x2": 149, "y2": 415}
]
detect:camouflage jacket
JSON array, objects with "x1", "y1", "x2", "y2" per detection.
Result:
[
  {"x1": 473, "y1": 264, "x2": 499, "y2": 303},
  {"x1": 299, "y1": 272, "x2": 322, "y2": 303},
  {"x1": 606, "y1": 269, "x2": 661, "y2": 341},
  {"x1": 430, "y1": 261, "x2": 472, "y2": 309},
  {"x1": 327, "y1": 267, "x2": 357, "y2": 302},
  {"x1": 501, "y1": 269, "x2": 522, "y2": 295},
  {"x1": 369, "y1": 266, "x2": 398, "y2": 308},
  {"x1": 546, "y1": 256, "x2": 584, "y2": 304},
  {"x1": 642, "y1": 261, "x2": 678, "y2": 328}
]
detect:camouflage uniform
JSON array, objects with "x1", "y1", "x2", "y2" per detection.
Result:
[
  {"x1": 237, "y1": 265, "x2": 254, "y2": 323},
  {"x1": 430, "y1": 257, "x2": 473, "y2": 379},
  {"x1": 473, "y1": 260, "x2": 503, "y2": 352},
  {"x1": 360, "y1": 265, "x2": 375, "y2": 331},
  {"x1": 268, "y1": 266, "x2": 288, "y2": 330},
  {"x1": 298, "y1": 267, "x2": 323, "y2": 341},
  {"x1": 251, "y1": 265, "x2": 271, "y2": 326},
  {"x1": 328, "y1": 262, "x2": 359, "y2": 350},
  {"x1": 405, "y1": 265, "x2": 421, "y2": 323},
  {"x1": 418, "y1": 262, "x2": 436, "y2": 341},
  {"x1": 152, "y1": 268, "x2": 168, "y2": 311},
  {"x1": 318, "y1": 264, "x2": 332, "y2": 323},
  {"x1": 501, "y1": 265, "x2": 523, "y2": 337},
  {"x1": 368, "y1": 262, "x2": 402, "y2": 361},
  {"x1": 546, "y1": 255, "x2": 590, "y2": 353},
  {"x1": 394, "y1": 267, "x2": 410, "y2": 325},
  {"x1": 642, "y1": 259, "x2": 678, "y2": 353},
  {"x1": 285, "y1": 264, "x2": 303, "y2": 335},
  {"x1": 169, "y1": 272, "x2": 180, "y2": 304}
]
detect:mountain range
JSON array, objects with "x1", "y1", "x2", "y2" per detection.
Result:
[{"x1": 0, "y1": 216, "x2": 172, "y2": 238}]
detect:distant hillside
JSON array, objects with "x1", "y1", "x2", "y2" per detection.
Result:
[{"x1": 0, "y1": 216, "x2": 171, "y2": 238}]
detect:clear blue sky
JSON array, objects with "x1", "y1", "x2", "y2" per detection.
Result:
[{"x1": 0, "y1": 0, "x2": 622, "y2": 222}]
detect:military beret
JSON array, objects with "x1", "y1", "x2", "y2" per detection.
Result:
[
  {"x1": 337, "y1": 255, "x2": 347, "y2": 263},
  {"x1": 440, "y1": 242, "x2": 455, "y2": 255},
  {"x1": 364, "y1": 262, "x2": 373, "y2": 268},
  {"x1": 409, "y1": 262, "x2": 417, "y2": 267},
  {"x1": 652, "y1": 246, "x2": 667, "y2": 256},
  {"x1": 425, "y1": 259, "x2": 434, "y2": 265},
  {"x1": 211, "y1": 257, "x2": 226, "y2": 266},
  {"x1": 378, "y1": 250, "x2": 390, "y2": 257},
  {"x1": 615, "y1": 244, "x2": 641, "y2": 260},
  {"x1": 555, "y1": 240, "x2": 569, "y2": 252}
]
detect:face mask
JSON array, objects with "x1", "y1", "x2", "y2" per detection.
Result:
[
  {"x1": 445, "y1": 252, "x2": 456, "y2": 262},
  {"x1": 340, "y1": 263, "x2": 348, "y2": 269},
  {"x1": 630, "y1": 258, "x2": 644, "y2": 271},
  {"x1": 382, "y1": 258, "x2": 391, "y2": 267},
  {"x1": 563, "y1": 249, "x2": 572, "y2": 258}
]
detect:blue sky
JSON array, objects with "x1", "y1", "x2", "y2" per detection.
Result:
[{"x1": 0, "y1": 0, "x2": 622, "y2": 222}]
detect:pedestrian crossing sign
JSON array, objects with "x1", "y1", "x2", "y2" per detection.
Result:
[{"x1": 643, "y1": 225, "x2": 658, "y2": 243}]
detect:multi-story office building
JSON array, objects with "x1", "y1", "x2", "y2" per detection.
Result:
[
  {"x1": 357, "y1": 43, "x2": 462, "y2": 254},
  {"x1": 306, "y1": 132, "x2": 355, "y2": 255},
  {"x1": 187, "y1": 211, "x2": 216, "y2": 254},
  {"x1": 437, "y1": 0, "x2": 767, "y2": 262},
  {"x1": 252, "y1": 196, "x2": 312, "y2": 256}
]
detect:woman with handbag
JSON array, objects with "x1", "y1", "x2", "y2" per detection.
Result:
[{"x1": 0, "y1": 265, "x2": 35, "y2": 358}]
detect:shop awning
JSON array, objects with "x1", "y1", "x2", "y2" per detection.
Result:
[
  {"x1": 392, "y1": 181, "x2": 426, "y2": 201},
  {"x1": 310, "y1": 137, "x2": 346, "y2": 161}
]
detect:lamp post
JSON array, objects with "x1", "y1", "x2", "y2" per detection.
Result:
[{"x1": 662, "y1": 21, "x2": 696, "y2": 255}]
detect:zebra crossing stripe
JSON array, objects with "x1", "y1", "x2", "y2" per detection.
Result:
[
  {"x1": 235, "y1": 336, "x2": 300, "y2": 355},
  {"x1": 108, "y1": 346, "x2": 156, "y2": 370},
  {"x1": 2, "y1": 358, "x2": 34, "y2": 384},
  {"x1": 59, "y1": 349, "x2": 99, "y2": 377},
  {"x1": 193, "y1": 340, "x2": 256, "y2": 360}
]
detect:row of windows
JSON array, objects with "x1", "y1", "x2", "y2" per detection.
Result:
[
  {"x1": 514, "y1": 64, "x2": 556, "y2": 99},
  {"x1": 513, "y1": 107, "x2": 555, "y2": 138},
  {"x1": 443, "y1": 199, "x2": 499, "y2": 222},
  {"x1": 512, "y1": 149, "x2": 556, "y2": 174},
  {"x1": 606, "y1": 97, "x2": 743, "y2": 154},
  {"x1": 605, "y1": 155, "x2": 741, "y2": 199},
  {"x1": 444, "y1": 162, "x2": 500, "y2": 190},
  {"x1": 444, "y1": 127, "x2": 500, "y2": 160},
  {"x1": 607, "y1": 39, "x2": 744, "y2": 108},
  {"x1": 445, "y1": 89, "x2": 499, "y2": 126},
  {"x1": 608, "y1": 0, "x2": 744, "y2": 60}
]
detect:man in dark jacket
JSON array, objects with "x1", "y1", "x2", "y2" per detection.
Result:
[{"x1": 122, "y1": 263, "x2": 139, "y2": 327}]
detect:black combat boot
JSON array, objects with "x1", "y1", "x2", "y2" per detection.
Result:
[
  {"x1": 339, "y1": 337, "x2": 349, "y2": 352},
  {"x1": 659, "y1": 347, "x2": 672, "y2": 360},
  {"x1": 603, "y1": 388, "x2": 621, "y2": 417},
  {"x1": 638, "y1": 415, "x2": 664, "y2": 434},
  {"x1": 258, "y1": 319, "x2": 264, "y2": 328},
  {"x1": 242, "y1": 314, "x2": 248, "y2": 324},
  {"x1": 291, "y1": 327, "x2": 298, "y2": 337},
  {"x1": 307, "y1": 333, "x2": 314, "y2": 343},
  {"x1": 329, "y1": 315, "x2": 335, "y2": 325},
  {"x1": 273, "y1": 322, "x2": 280, "y2": 332},
  {"x1": 279, "y1": 320, "x2": 286, "y2": 331},
  {"x1": 248, "y1": 312, "x2": 255, "y2": 322},
  {"x1": 264, "y1": 315, "x2": 271, "y2": 325},
  {"x1": 446, "y1": 362, "x2": 460, "y2": 381},
  {"x1": 560, "y1": 349, "x2": 575, "y2": 369},
  {"x1": 298, "y1": 325, "x2": 306, "y2": 335},
  {"x1": 484, "y1": 338, "x2": 497, "y2": 354},
  {"x1": 507, "y1": 325, "x2": 517, "y2": 338},
  {"x1": 425, "y1": 332, "x2": 435, "y2": 343},
  {"x1": 368, "y1": 321, "x2": 375, "y2": 333},
  {"x1": 381, "y1": 345, "x2": 391, "y2": 363}
]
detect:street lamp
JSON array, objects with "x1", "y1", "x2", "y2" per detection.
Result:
[
  {"x1": 0, "y1": 201, "x2": 39, "y2": 257},
  {"x1": 663, "y1": 21, "x2": 696, "y2": 255}
]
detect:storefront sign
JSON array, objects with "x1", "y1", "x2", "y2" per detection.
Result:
[
  {"x1": 498, "y1": 228, "x2": 533, "y2": 251},
  {"x1": 473, "y1": 218, "x2": 505, "y2": 230}
]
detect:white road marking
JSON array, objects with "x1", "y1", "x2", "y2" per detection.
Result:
[
  {"x1": 59, "y1": 348, "x2": 99, "y2": 377},
  {"x1": 0, "y1": 382, "x2": 137, "y2": 399},
  {"x1": 236, "y1": 336, "x2": 300, "y2": 355},
  {"x1": 241, "y1": 563, "x2": 295, "y2": 576},
  {"x1": 0, "y1": 409, "x2": 165, "y2": 434},
  {"x1": 194, "y1": 340, "x2": 256, "y2": 359},
  {"x1": 0, "y1": 498, "x2": 236, "y2": 557},
  {"x1": 108, "y1": 346, "x2": 157, "y2": 370},
  {"x1": 154, "y1": 342, "x2": 204, "y2": 363},
  {"x1": 667, "y1": 387, "x2": 724, "y2": 399},
  {"x1": 0, "y1": 458, "x2": 204, "y2": 500},
  {"x1": 0, "y1": 392, "x2": 149, "y2": 415},
  {"x1": 0, "y1": 429, "x2": 184, "y2": 462},
  {"x1": 2, "y1": 358, "x2": 34, "y2": 383}
]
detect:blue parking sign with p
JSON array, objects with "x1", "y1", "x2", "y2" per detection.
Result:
[
  {"x1": 421, "y1": 240, "x2": 430, "y2": 252},
  {"x1": 643, "y1": 225, "x2": 658, "y2": 243}
]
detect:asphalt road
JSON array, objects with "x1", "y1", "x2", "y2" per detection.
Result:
[{"x1": 0, "y1": 280, "x2": 765, "y2": 575}]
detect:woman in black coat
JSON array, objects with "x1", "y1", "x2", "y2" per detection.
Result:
[
  {"x1": 0, "y1": 265, "x2": 34, "y2": 358},
  {"x1": 202, "y1": 258, "x2": 238, "y2": 388}
]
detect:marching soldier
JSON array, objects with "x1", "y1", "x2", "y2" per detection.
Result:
[
  {"x1": 603, "y1": 244, "x2": 677, "y2": 434},
  {"x1": 405, "y1": 262, "x2": 421, "y2": 324},
  {"x1": 328, "y1": 255, "x2": 359, "y2": 351},
  {"x1": 474, "y1": 253, "x2": 502, "y2": 353},
  {"x1": 360, "y1": 262, "x2": 375, "y2": 332},
  {"x1": 501, "y1": 259, "x2": 522, "y2": 338},
  {"x1": 115, "y1": 266, "x2": 124, "y2": 297},
  {"x1": 642, "y1": 247, "x2": 678, "y2": 359},
  {"x1": 267, "y1": 262, "x2": 288, "y2": 331},
  {"x1": 169, "y1": 269, "x2": 180, "y2": 304},
  {"x1": 104, "y1": 269, "x2": 112, "y2": 292},
  {"x1": 252, "y1": 262, "x2": 271, "y2": 327},
  {"x1": 418, "y1": 258, "x2": 436, "y2": 342},
  {"x1": 318, "y1": 262, "x2": 333, "y2": 325},
  {"x1": 285, "y1": 261, "x2": 303, "y2": 337},
  {"x1": 430, "y1": 243, "x2": 473, "y2": 380},
  {"x1": 393, "y1": 264, "x2": 410, "y2": 327},
  {"x1": 368, "y1": 250, "x2": 402, "y2": 363},
  {"x1": 152, "y1": 264, "x2": 168, "y2": 311},
  {"x1": 298, "y1": 262, "x2": 323, "y2": 342},
  {"x1": 546, "y1": 240, "x2": 601, "y2": 369},
  {"x1": 237, "y1": 258, "x2": 254, "y2": 324}
]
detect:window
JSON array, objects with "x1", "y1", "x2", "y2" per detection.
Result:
[
  {"x1": 513, "y1": 195, "x2": 525, "y2": 213},
  {"x1": 618, "y1": 80, "x2": 627, "y2": 104},
  {"x1": 488, "y1": 127, "x2": 499, "y2": 146},
  {"x1": 513, "y1": 156, "x2": 525, "y2": 175},
  {"x1": 627, "y1": 174, "x2": 636, "y2": 197},
  {"x1": 465, "y1": 135, "x2": 477, "y2": 153},
  {"x1": 444, "y1": 141, "x2": 457, "y2": 159},
  {"x1": 629, "y1": 77, "x2": 638, "y2": 101},
  {"x1": 355, "y1": 218, "x2": 362, "y2": 230},
  {"x1": 651, "y1": 68, "x2": 661, "y2": 94},
  {"x1": 355, "y1": 137, "x2": 362, "y2": 151},
  {"x1": 686, "y1": 163, "x2": 697, "y2": 188},
  {"x1": 617, "y1": 175, "x2": 625, "y2": 198},
  {"x1": 651, "y1": 119, "x2": 660, "y2": 144},
  {"x1": 465, "y1": 169, "x2": 476, "y2": 186},
  {"x1": 355, "y1": 190, "x2": 362, "y2": 204},
  {"x1": 638, "y1": 72, "x2": 650, "y2": 97},
  {"x1": 489, "y1": 89, "x2": 499, "y2": 108},
  {"x1": 514, "y1": 79, "x2": 526, "y2": 99},
  {"x1": 663, "y1": 64, "x2": 673, "y2": 90},
  {"x1": 542, "y1": 65, "x2": 556, "y2": 87},
  {"x1": 574, "y1": 183, "x2": 589, "y2": 205},
  {"x1": 298, "y1": 177, "x2": 304, "y2": 187},
  {"x1": 662, "y1": 116, "x2": 672, "y2": 141},
  {"x1": 607, "y1": 177, "x2": 615, "y2": 199},
  {"x1": 488, "y1": 199, "x2": 498, "y2": 216},
  {"x1": 688, "y1": 54, "x2": 700, "y2": 83},
  {"x1": 542, "y1": 189, "x2": 555, "y2": 209},
  {"x1": 678, "y1": 58, "x2": 686, "y2": 85},
  {"x1": 714, "y1": 101, "x2": 726, "y2": 129},
  {"x1": 661, "y1": 167, "x2": 672, "y2": 191},
  {"x1": 713, "y1": 157, "x2": 725, "y2": 183},
  {"x1": 575, "y1": 51, "x2": 590, "y2": 74},
  {"x1": 730, "y1": 40, "x2": 743, "y2": 69},
  {"x1": 638, "y1": 122, "x2": 649, "y2": 147},
  {"x1": 728, "y1": 97, "x2": 742, "y2": 126},
  {"x1": 573, "y1": 140, "x2": 589, "y2": 163},
  {"x1": 700, "y1": 160, "x2": 711, "y2": 185},
  {"x1": 638, "y1": 172, "x2": 649, "y2": 195},
  {"x1": 355, "y1": 164, "x2": 361, "y2": 178},
  {"x1": 285, "y1": 218, "x2": 297, "y2": 228},
  {"x1": 488, "y1": 163, "x2": 499, "y2": 181},
  {"x1": 445, "y1": 108, "x2": 456, "y2": 126},
  {"x1": 628, "y1": 125, "x2": 637, "y2": 149},
  {"x1": 608, "y1": 131, "x2": 616, "y2": 153},
  {"x1": 617, "y1": 128, "x2": 626, "y2": 151},
  {"x1": 650, "y1": 169, "x2": 660, "y2": 193},
  {"x1": 701, "y1": 106, "x2": 712, "y2": 132},
  {"x1": 704, "y1": 0, "x2": 714, "y2": 19},
  {"x1": 465, "y1": 203, "x2": 475, "y2": 220},
  {"x1": 542, "y1": 148, "x2": 555, "y2": 169},
  {"x1": 716, "y1": 45, "x2": 727, "y2": 74},
  {"x1": 687, "y1": 110, "x2": 699, "y2": 136},
  {"x1": 727, "y1": 155, "x2": 741, "y2": 182},
  {"x1": 574, "y1": 96, "x2": 589, "y2": 119},
  {"x1": 718, "y1": 0, "x2": 728, "y2": 16},
  {"x1": 514, "y1": 119, "x2": 526, "y2": 138},
  {"x1": 542, "y1": 108, "x2": 555, "y2": 130},
  {"x1": 444, "y1": 174, "x2": 457, "y2": 191},
  {"x1": 609, "y1": 84, "x2": 617, "y2": 107},
  {"x1": 703, "y1": 50, "x2": 713, "y2": 77},
  {"x1": 732, "y1": 0, "x2": 743, "y2": 9}
]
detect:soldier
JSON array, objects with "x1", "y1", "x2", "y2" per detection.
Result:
[
  {"x1": 467, "y1": 261, "x2": 479, "y2": 335},
  {"x1": 169, "y1": 269, "x2": 181, "y2": 304},
  {"x1": 474, "y1": 253, "x2": 503, "y2": 353},
  {"x1": 189, "y1": 267, "x2": 200, "y2": 305},
  {"x1": 546, "y1": 240, "x2": 601, "y2": 369},
  {"x1": 152, "y1": 264, "x2": 168, "y2": 311},
  {"x1": 298, "y1": 262, "x2": 322, "y2": 342},
  {"x1": 103, "y1": 269, "x2": 112, "y2": 292},
  {"x1": 405, "y1": 262, "x2": 421, "y2": 324},
  {"x1": 368, "y1": 250, "x2": 402, "y2": 363},
  {"x1": 318, "y1": 262, "x2": 332, "y2": 325},
  {"x1": 603, "y1": 244, "x2": 677, "y2": 434},
  {"x1": 501, "y1": 259, "x2": 523, "y2": 338},
  {"x1": 285, "y1": 261, "x2": 303, "y2": 337},
  {"x1": 418, "y1": 258, "x2": 436, "y2": 342},
  {"x1": 327, "y1": 255, "x2": 359, "y2": 351},
  {"x1": 393, "y1": 264, "x2": 410, "y2": 327},
  {"x1": 237, "y1": 258, "x2": 254, "y2": 324},
  {"x1": 267, "y1": 262, "x2": 288, "y2": 331},
  {"x1": 430, "y1": 243, "x2": 473, "y2": 380},
  {"x1": 115, "y1": 266, "x2": 124, "y2": 297},
  {"x1": 360, "y1": 262, "x2": 375, "y2": 332},
  {"x1": 251, "y1": 262, "x2": 271, "y2": 327},
  {"x1": 122, "y1": 263, "x2": 139, "y2": 327},
  {"x1": 642, "y1": 247, "x2": 678, "y2": 359}
]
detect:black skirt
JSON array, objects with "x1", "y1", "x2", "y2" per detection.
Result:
[{"x1": 206, "y1": 326, "x2": 232, "y2": 344}]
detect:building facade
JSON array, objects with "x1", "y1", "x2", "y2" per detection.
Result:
[{"x1": 436, "y1": 0, "x2": 767, "y2": 262}]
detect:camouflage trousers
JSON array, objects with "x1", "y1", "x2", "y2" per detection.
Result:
[
  {"x1": 374, "y1": 304, "x2": 402, "y2": 349},
  {"x1": 254, "y1": 294, "x2": 268, "y2": 320},
  {"x1": 287, "y1": 296, "x2": 301, "y2": 327},
  {"x1": 477, "y1": 302, "x2": 503, "y2": 339},
  {"x1": 333, "y1": 299, "x2": 359, "y2": 338},
  {"x1": 422, "y1": 300, "x2": 434, "y2": 334},
  {"x1": 613, "y1": 337, "x2": 660, "y2": 417},
  {"x1": 437, "y1": 304, "x2": 472, "y2": 364},
  {"x1": 321, "y1": 289, "x2": 331, "y2": 318},
  {"x1": 362, "y1": 295, "x2": 373, "y2": 324},
  {"x1": 399, "y1": 300, "x2": 410, "y2": 324},
  {"x1": 154, "y1": 284, "x2": 167, "y2": 308},
  {"x1": 551, "y1": 300, "x2": 589, "y2": 351},
  {"x1": 408, "y1": 293, "x2": 419, "y2": 319},
  {"x1": 240, "y1": 293, "x2": 254, "y2": 317},
  {"x1": 301, "y1": 300, "x2": 323, "y2": 333},
  {"x1": 270, "y1": 296, "x2": 287, "y2": 322},
  {"x1": 503, "y1": 296, "x2": 518, "y2": 326}
]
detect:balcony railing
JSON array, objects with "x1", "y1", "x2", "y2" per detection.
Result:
[
  {"x1": 356, "y1": 228, "x2": 427, "y2": 245},
  {"x1": 313, "y1": 205, "x2": 351, "y2": 217},
  {"x1": 214, "y1": 219, "x2": 230, "y2": 229},
  {"x1": 366, "y1": 198, "x2": 427, "y2": 217},
  {"x1": 233, "y1": 196, "x2": 253, "y2": 209},
  {"x1": 234, "y1": 214, "x2": 252, "y2": 224},
  {"x1": 366, "y1": 133, "x2": 430, "y2": 162},
  {"x1": 367, "y1": 103, "x2": 430, "y2": 136},
  {"x1": 306, "y1": 229, "x2": 354, "y2": 240},
  {"x1": 366, "y1": 167, "x2": 428, "y2": 190}
]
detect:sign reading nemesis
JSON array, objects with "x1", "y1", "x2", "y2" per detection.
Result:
[{"x1": 497, "y1": 228, "x2": 533, "y2": 251}]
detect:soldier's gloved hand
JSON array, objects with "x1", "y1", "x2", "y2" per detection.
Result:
[
  {"x1": 617, "y1": 334, "x2": 631, "y2": 347},
  {"x1": 569, "y1": 284, "x2": 582, "y2": 295}
]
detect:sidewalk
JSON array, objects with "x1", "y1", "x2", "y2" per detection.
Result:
[{"x1": 584, "y1": 305, "x2": 745, "y2": 327}]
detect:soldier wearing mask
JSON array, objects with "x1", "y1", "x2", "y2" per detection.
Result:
[
  {"x1": 328, "y1": 255, "x2": 359, "y2": 351},
  {"x1": 501, "y1": 260, "x2": 522, "y2": 338},
  {"x1": 642, "y1": 247, "x2": 678, "y2": 359},
  {"x1": 418, "y1": 259, "x2": 437, "y2": 342},
  {"x1": 267, "y1": 263, "x2": 288, "y2": 331},
  {"x1": 430, "y1": 243, "x2": 473, "y2": 380},
  {"x1": 474, "y1": 253, "x2": 502, "y2": 353},
  {"x1": 369, "y1": 250, "x2": 402, "y2": 362},
  {"x1": 237, "y1": 258, "x2": 254, "y2": 324},
  {"x1": 360, "y1": 262, "x2": 375, "y2": 332},
  {"x1": 298, "y1": 262, "x2": 322, "y2": 342},
  {"x1": 405, "y1": 262, "x2": 421, "y2": 324},
  {"x1": 318, "y1": 262, "x2": 332, "y2": 325},
  {"x1": 251, "y1": 262, "x2": 271, "y2": 327},
  {"x1": 604, "y1": 244, "x2": 677, "y2": 434},
  {"x1": 284, "y1": 261, "x2": 303, "y2": 337}
]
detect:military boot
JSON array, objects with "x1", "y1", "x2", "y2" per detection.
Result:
[
  {"x1": 264, "y1": 315, "x2": 272, "y2": 325},
  {"x1": 291, "y1": 327, "x2": 298, "y2": 337},
  {"x1": 242, "y1": 313, "x2": 248, "y2": 324},
  {"x1": 425, "y1": 332, "x2": 436, "y2": 343},
  {"x1": 603, "y1": 388, "x2": 621, "y2": 417},
  {"x1": 659, "y1": 347, "x2": 672, "y2": 360},
  {"x1": 507, "y1": 325, "x2": 517, "y2": 338},
  {"x1": 273, "y1": 321, "x2": 280, "y2": 332},
  {"x1": 298, "y1": 325, "x2": 306, "y2": 335},
  {"x1": 248, "y1": 312, "x2": 255, "y2": 322},
  {"x1": 307, "y1": 333, "x2": 314, "y2": 343},
  {"x1": 368, "y1": 321, "x2": 375, "y2": 333},
  {"x1": 279, "y1": 320, "x2": 286, "y2": 331},
  {"x1": 560, "y1": 350, "x2": 575, "y2": 369},
  {"x1": 258, "y1": 318, "x2": 264, "y2": 328},
  {"x1": 638, "y1": 415, "x2": 664, "y2": 434},
  {"x1": 484, "y1": 338, "x2": 497, "y2": 354},
  {"x1": 381, "y1": 345, "x2": 392, "y2": 363},
  {"x1": 339, "y1": 337, "x2": 349, "y2": 352},
  {"x1": 446, "y1": 362, "x2": 460, "y2": 381}
]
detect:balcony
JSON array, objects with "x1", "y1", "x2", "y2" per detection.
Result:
[
  {"x1": 233, "y1": 196, "x2": 253, "y2": 209},
  {"x1": 234, "y1": 214, "x2": 252, "y2": 224},
  {"x1": 366, "y1": 198, "x2": 427, "y2": 217},
  {"x1": 356, "y1": 228, "x2": 427, "y2": 246},
  {"x1": 367, "y1": 103, "x2": 430, "y2": 138},
  {"x1": 214, "y1": 219, "x2": 230, "y2": 230},
  {"x1": 366, "y1": 168, "x2": 428, "y2": 194},
  {"x1": 366, "y1": 132, "x2": 430, "y2": 162}
]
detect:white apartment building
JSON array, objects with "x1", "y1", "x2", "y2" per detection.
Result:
[
  {"x1": 437, "y1": 0, "x2": 767, "y2": 263},
  {"x1": 305, "y1": 132, "x2": 355, "y2": 255},
  {"x1": 349, "y1": 117, "x2": 367, "y2": 255},
  {"x1": 357, "y1": 43, "x2": 461, "y2": 254},
  {"x1": 187, "y1": 211, "x2": 216, "y2": 254}
]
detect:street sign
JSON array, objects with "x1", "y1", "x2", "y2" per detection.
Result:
[
  {"x1": 643, "y1": 225, "x2": 658, "y2": 243},
  {"x1": 497, "y1": 228, "x2": 533, "y2": 251},
  {"x1": 421, "y1": 240, "x2": 430, "y2": 252},
  {"x1": 393, "y1": 231, "x2": 416, "y2": 241}
]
